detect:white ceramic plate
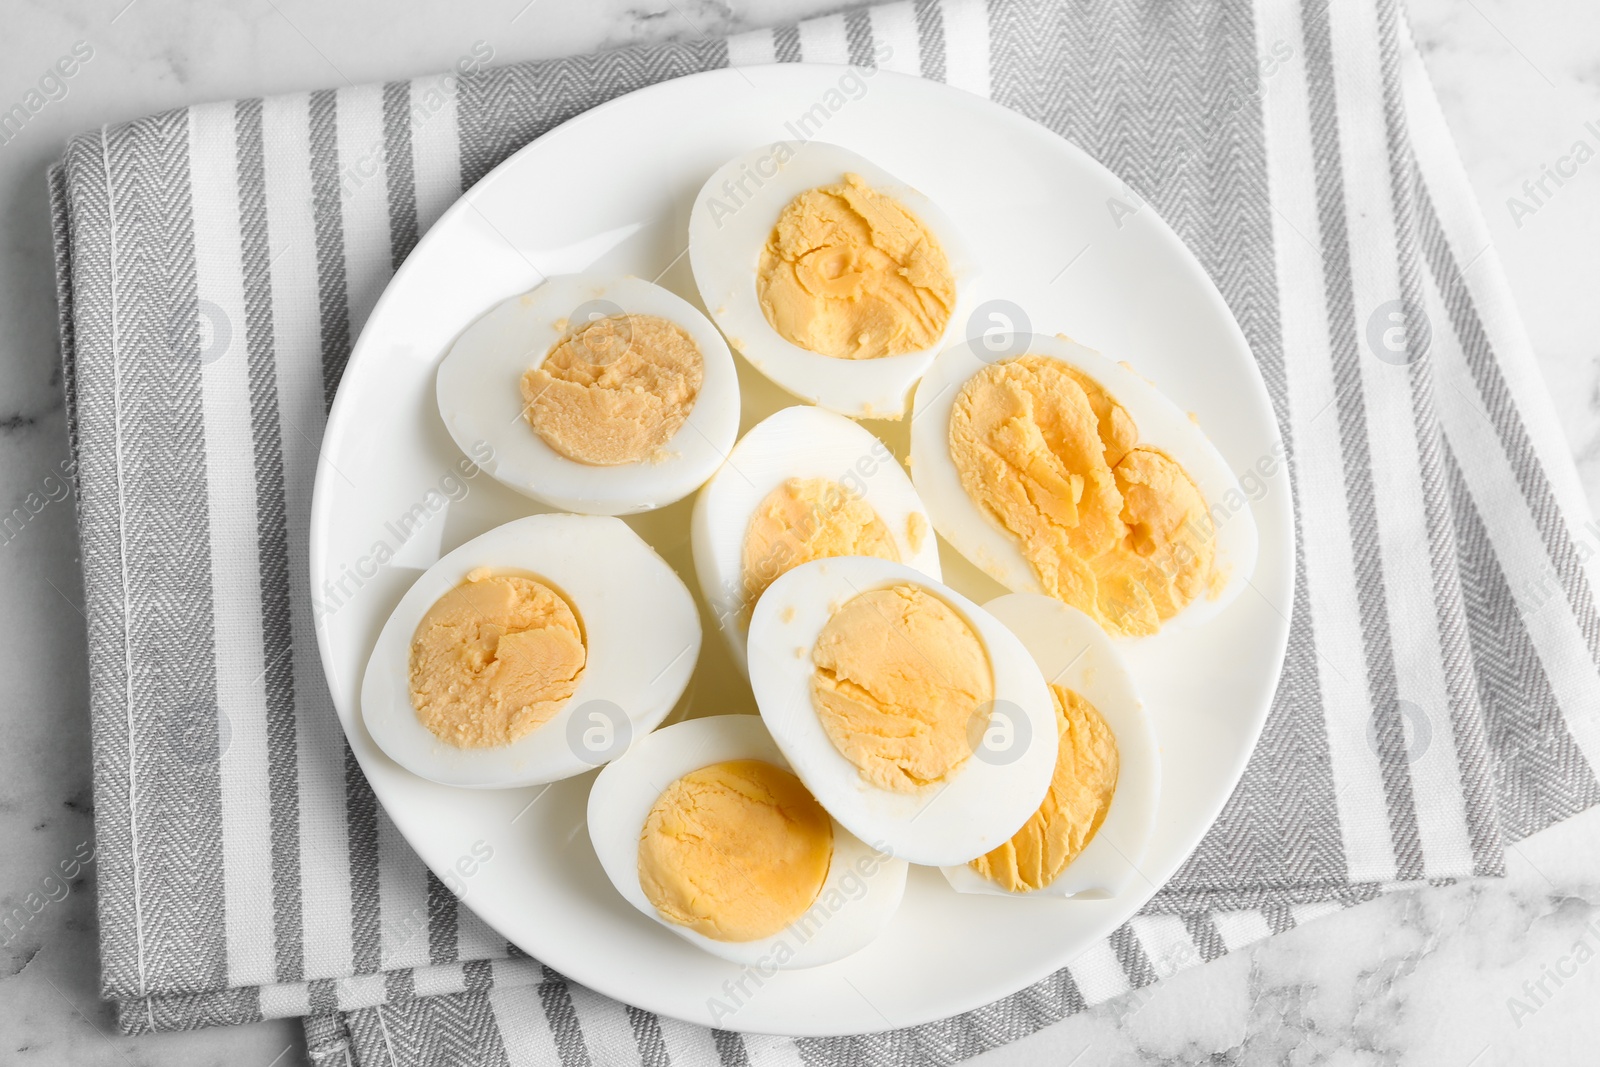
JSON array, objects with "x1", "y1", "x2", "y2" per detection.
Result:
[{"x1": 311, "y1": 64, "x2": 1293, "y2": 1036}]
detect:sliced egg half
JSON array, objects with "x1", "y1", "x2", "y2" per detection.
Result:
[
  {"x1": 691, "y1": 405, "x2": 941, "y2": 673},
  {"x1": 909, "y1": 333, "x2": 1260, "y2": 633},
  {"x1": 437, "y1": 273, "x2": 740, "y2": 516},
  {"x1": 747, "y1": 557, "x2": 1056, "y2": 867},
  {"x1": 587, "y1": 714, "x2": 908, "y2": 968},
  {"x1": 688, "y1": 142, "x2": 976, "y2": 420},
  {"x1": 941, "y1": 594, "x2": 1160, "y2": 899},
  {"x1": 361, "y1": 514, "x2": 700, "y2": 789}
]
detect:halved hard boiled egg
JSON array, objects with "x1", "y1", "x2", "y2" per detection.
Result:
[
  {"x1": 437, "y1": 273, "x2": 740, "y2": 515},
  {"x1": 747, "y1": 557, "x2": 1056, "y2": 867},
  {"x1": 587, "y1": 714, "x2": 908, "y2": 968},
  {"x1": 361, "y1": 514, "x2": 700, "y2": 789},
  {"x1": 942, "y1": 594, "x2": 1160, "y2": 899},
  {"x1": 689, "y1": 142, "x2": 976, "y2": 419},
  {"x1": 691, "y1": 405, "x2": 941, "y2": 673},
  {"x1": 909, "y1": 333, "x2": 1259, "y2": 637}
]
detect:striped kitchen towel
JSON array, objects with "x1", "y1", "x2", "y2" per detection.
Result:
[{"x1": 49, "y1": 0, "x2": 1600, "y2": 1062}]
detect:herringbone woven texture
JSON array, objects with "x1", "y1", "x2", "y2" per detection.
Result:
[{"x1": 50, "y1": 0, "x2": 1600, "y2": 1063}]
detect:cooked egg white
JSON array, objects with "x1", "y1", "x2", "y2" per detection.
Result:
[
  {"x1": 436, "y1": 273, "x2": 740, "y2": 515},
  {"x1": 746, "y1": 557, "x2": 1056, "y2": 867},
  {"x1": 587, "y1": 714, "x2": 908, "y2": 968},
  {"x1": 689, "y1": 142, "x2": 976, "y2": 419},
  {"x1": 909, "y1": 333, "x2": 1259, "y2": 635},
  {"x1": 691, "y1": 405, "x2": 941, "y2": 672},
  {"x1": 941, "y1": 594, "x2": 1160, "y2": 898},
  {"x1": 361, "y1": 514, "x2": 701, "y2": 788}
]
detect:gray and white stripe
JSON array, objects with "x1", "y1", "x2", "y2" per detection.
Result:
[{"x1": 50, "y1": 0, "x2": 1600, "y2": 1061}]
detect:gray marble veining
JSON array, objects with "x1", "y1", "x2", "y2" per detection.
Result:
[{"x1": 2, "y1": 1, "x2": 1597, "y2": 1064}]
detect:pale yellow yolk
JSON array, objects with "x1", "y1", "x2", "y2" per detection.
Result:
[
  {"x1": 638, "y1": 759, "x2": 833, "y2": 942},
  {"x1": 757, "y1": 173, "x2": 955, "y2": 360},
  {"x1": 810, "y1": 585, "x2": 993, "y2": 793},
  {"x1": 947, "y1": 356, "x2": 1215, "y2": 636},
  {"x1": 907, "y1": 511, "x2": 928, "y2": 553},
  {"x1": 522, "y1": 313, "x2": 703, "y2": 465},
  {"x1": 740, "y1": 477, "x2": 900, "y2": 617},
  {"x1": 408, "y1": 568, "x2": 586, "y2": 748},
  {"x1": 970, "y1": 686, "x2": 1119, "y2": 893}
]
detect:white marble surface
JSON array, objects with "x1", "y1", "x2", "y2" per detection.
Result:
[{"x1": 2, "y1": 0, "x2": 1598, "y2": 1064}]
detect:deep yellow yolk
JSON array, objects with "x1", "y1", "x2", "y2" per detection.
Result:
[
  {"x1": 638, "y1": 759, "x2": 833, "y2": 942},
  {"x1": 969, "y1": 685, "x2": 1119, "y2": 893},
  {"x1": 810, "y1": 585, "x2": 993, "y2": 793},
  {"x1": 740, "y1": 477, "x2": 900, "y2": 617},
  {"x1": 947, "y1": 355, "x2": 1216, "y2": 636},
  {"x1": 408, "y1": 568, "x2": 586, "y2": 748},
  {"x1": 757, "y1": 173, "x2": 955, "y2": 361},
  {"x1": 522, "y1": 313, "x2": 703, "y2": 466},
  {"x1": 1094, "y1": 448, "x2": 1215, "y2": 632}
]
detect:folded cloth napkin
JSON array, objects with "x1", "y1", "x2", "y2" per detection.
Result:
[{"x1": 50, "y1": 0, "x2": 1600, "y2": 1062}]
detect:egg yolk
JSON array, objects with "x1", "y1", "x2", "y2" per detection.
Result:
[
  {"x1": 757, "y1": 173, "x2": 955, "y2": 361},
  {"x1": 522, "y1": 313, "x2": 703, "y2": 466},
  {"x1": 947, "y1": 355, "x2": 1215, "y2": 636},
  {"x1": 969, "y1": 685, "x2": 1120, "y2": 893},
  {"x1": 810, "y1": 585, "x2": 993, "y2": 793},
  {"x1": 906, "y1": 511, "x2": 929, "y2": 553},
  {"x1": 408, "y1": 568, "x2": 586, "y2": 748},
  {"x1": 740, "y1": 477, "x2": 901, "y2": 619},
  {"x1": 638, "y1": 758, "x2": 833, "y2": 942}
]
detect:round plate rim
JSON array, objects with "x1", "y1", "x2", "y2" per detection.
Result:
[{"x1": 310, "y1": 62, "x2": 1295, "y2": 1037}]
